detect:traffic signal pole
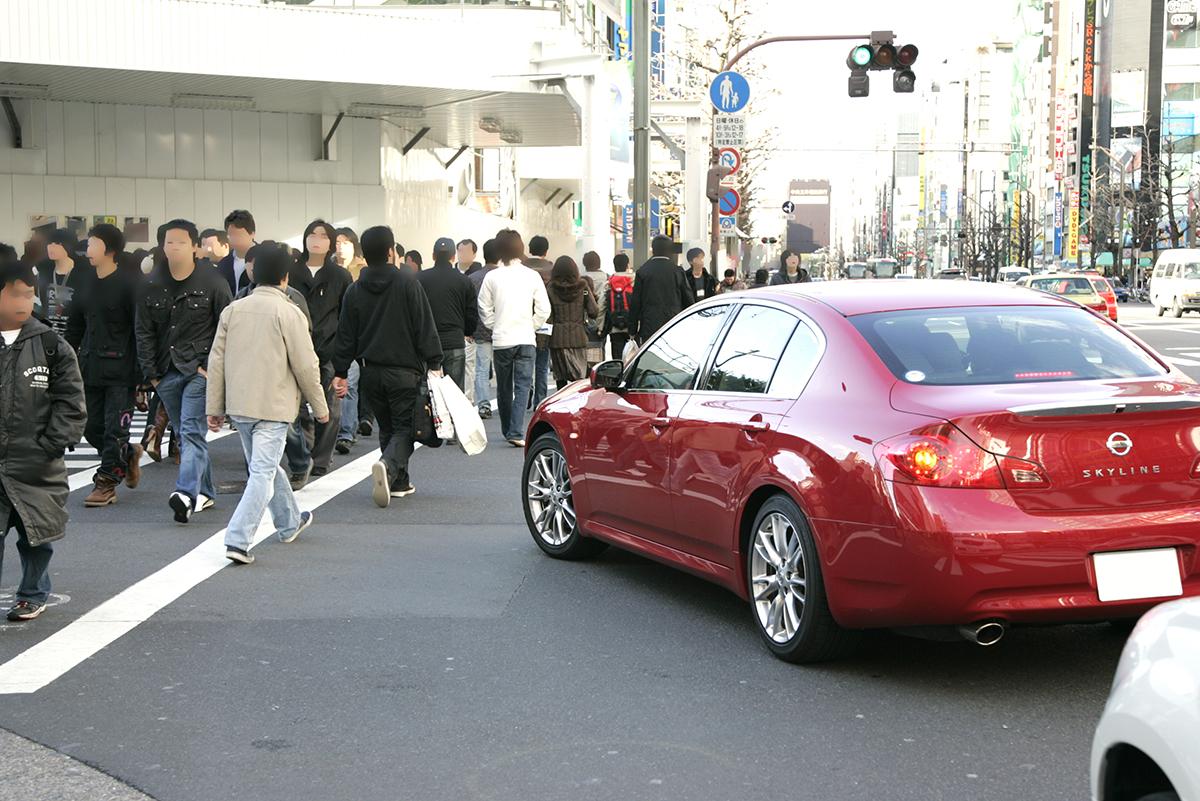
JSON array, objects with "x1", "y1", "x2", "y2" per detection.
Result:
[
  {"x1": 633, "y1": 0, "x2": 651, "y2": 266},
  {"x1": 705, "y1": 33, "x2": 876, "y2": 276}
]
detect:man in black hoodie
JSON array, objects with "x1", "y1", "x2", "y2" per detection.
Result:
[
  {"x1": 334, "y1": 226, "x2": 442, "y2": 509},
  {"x1": 416, "y1": 237, "x2": 476, "y2": 392}
]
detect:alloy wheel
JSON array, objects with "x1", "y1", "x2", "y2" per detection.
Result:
[
  {"x1": 526, "y1": 448, "x2": 576, "y2": 547},
  {"x1": 750, "y1": 511, "x2": 807, "y2": 644}
]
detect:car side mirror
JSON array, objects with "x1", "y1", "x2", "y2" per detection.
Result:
[{"x1": 591, "y1": 360, "x2": 625, "y2": 391}]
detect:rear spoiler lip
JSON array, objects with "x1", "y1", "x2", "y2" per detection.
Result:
[{"x1": 1007, "y1": 395, "x2": 1200, "y2": 417}]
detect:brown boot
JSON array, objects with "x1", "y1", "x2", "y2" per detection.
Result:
[
  {"x1": 84, "y1": 476, "x2": 119, "y2": 507},
  {"x1": 142, "y1": 406, "x2": 168, "y2": 462},
  {"x1": 125, "y1": 444, "x2": 144, "y2": 489}
]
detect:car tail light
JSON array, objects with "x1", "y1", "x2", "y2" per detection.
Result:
[{"x1": 874, "y1": 424, "x2": 1049, "y2": 489}]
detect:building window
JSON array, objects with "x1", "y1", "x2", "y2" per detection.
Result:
[
  {"x1": 978, "y1": 118, "x2": 990, "y2": 133},
  {"x1": 1166, "y1": 25, "x2": 1200, "y2": 49},
  {"x1": 1166, "y1": 82, "x2": 1199, "y2": 101}
]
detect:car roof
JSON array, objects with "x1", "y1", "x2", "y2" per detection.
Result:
[{"x1": 746, "y1": 279, "x2": 1073, "y2": 317}]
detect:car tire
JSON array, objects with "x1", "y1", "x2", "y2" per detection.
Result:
[
  {"x1": 1173, "y1": 297, "x2": 1184, "y2": 318},
  {"x1": 746, "y1": 495, "x2": 858, "y2": 663},
  {"x1": 522, "y1": 433, "x2": 606, "y2": 560},
  {"x1": 1156, "y1": 303, "x2": 1165, "y2": 317},
  {"x1": 1132, "y1": 793, "x2": 1180, "y2": 801}
]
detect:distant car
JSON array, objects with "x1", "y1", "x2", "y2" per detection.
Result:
[
  {"x1": 1017, "y1": 273, "x2": 1110, "y2": 317},
  {"x1": 522, "y1": 281, "x2": 1199, "y2": 664},
  {"x1": 1111, "y1": 280, "x2": 1131, "y2": 304},
  {"x1": 1091, "y1": 597, "x2": 1200, "y2": 801},
  {"x1": 1149, "y1": 249, "x2": 1200, "y2": 317},
  {"x1": 1079, "y1": 272, "x2": 1119, "y2": 321},
  {"x1": 936, "y1": 269, "x2": 966, "y2": 280},
  {"x1": 895, "y1": 273, "x2": 916, "y2": 280},
  {"x1": 1000, "y1": 266, "x2": 1032, "y2": 283}
]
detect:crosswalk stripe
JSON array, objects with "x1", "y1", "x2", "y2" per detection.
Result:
[{"x1": 0, "y1": 448, "x2": 383, "y2": 694}]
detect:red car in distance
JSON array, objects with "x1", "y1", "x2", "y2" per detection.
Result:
[{"x1": 521, "y1": 281, "x2": 1200, "y2": 663}]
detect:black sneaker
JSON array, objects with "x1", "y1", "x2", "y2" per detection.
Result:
[
  {"x1": 311, "y1": 466, "x2": 328, "y2": 478},
  {"x1": 279, "y1": 511, "x2": 313, "y2": 544},
  {"x1": 225, "y1": 547, "x2": 254, "y2": 565},
  {"x1": 7, "y1": 600, "x2": 46, "y2": 621},
  {"x1": 289, "y1": 464, "x2": 312, "y2": 491},
  {"x1": 478, "y1": 407, "x2": 493, "y2": 420},
  {"x1": 169, "y1": 491, "x2": 192, "y2": 524},
  {"x1": 335, "y1": 439, "x2": 352, "y2": 455},
  {"x1": 389, "y1": 484, "x2": 415, "y2": 499},
  {"x1": 358, "y1": 420, "x2": 373, "y2": 437}
]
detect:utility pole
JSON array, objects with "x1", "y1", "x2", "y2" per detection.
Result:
[
  {"x1": 958, "y1": 79, "x2": 969, "y2": 274},
  {"x1": 632, "y1": 0, "x2": 651, "y2": 265}
]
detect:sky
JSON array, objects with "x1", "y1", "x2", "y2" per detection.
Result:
[{"x1": 734, "y1": 0, "x2": 1020, "y2": 240}]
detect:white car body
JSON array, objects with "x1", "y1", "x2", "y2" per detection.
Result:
[
  {"x1": 1149, "y1": 249, "x2": 1200, "y2": 316},
  {"x1": 1091, "y1": 597, "x2": 1200, "y2": 801}
]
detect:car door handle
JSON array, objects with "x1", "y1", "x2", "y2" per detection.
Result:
[
  {"x1": 650, "y1": 417, "x2": 672, "y2": 429},
  {"x1": 742, "y1": 421, "x2": 770, "y2": 434}
]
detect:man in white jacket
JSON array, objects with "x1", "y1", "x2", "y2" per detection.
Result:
[{"x1": 477, "y1": 229, "x2": 550, "y2": 447}]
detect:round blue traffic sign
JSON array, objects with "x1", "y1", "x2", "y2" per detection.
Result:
[
  {"x1": 719, "y1": 187, "x2": 741, "y2": 216},
  {"x1": 710, "y1": 71, "x2": 751, "y2": 114}
]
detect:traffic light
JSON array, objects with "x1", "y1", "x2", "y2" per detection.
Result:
[
  {"x1": 846, "y1": 35, "x2": 918, "y2": 97},
  {"x1": 706, "y1": 164, "x2": 733, "y2": 201}
]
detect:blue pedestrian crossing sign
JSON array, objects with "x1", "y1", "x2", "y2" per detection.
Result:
[
  {"x1": 719, "y1": 216, "x2": 736, "y2": 232},
  {"x1": 719, "y1": 187, "x2": 741, "y2": 216},
  {"x1": 710, "y1": 71, "x2": 750, "y2": 114}
]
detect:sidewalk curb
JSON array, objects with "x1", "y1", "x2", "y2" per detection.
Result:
[{"x1": 0, "y1": 727, "x2": 156, "y2": 801}]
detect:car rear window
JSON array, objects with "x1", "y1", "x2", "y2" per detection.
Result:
[
  {"x1": 851, "y1": 306, "x2": 1166, "y2": 386},
  {"x1": 1027, "y1": 276, "x2": 1093, "y2": 295}
]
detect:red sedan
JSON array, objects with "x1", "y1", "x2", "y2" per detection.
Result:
[{"x1": 521, "y1": 281, "x2": 1200, "y2": 662}]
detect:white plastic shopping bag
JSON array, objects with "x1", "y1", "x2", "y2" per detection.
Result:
[
  {"x1": 622, "y1": 339, "x2": 639, "y2": 363},
  {"x1": 427, "y1": 372, "x2": 455, "y2": 441},
  {"x1": 435, "y1": 375, "x2": 488, "y2": 456}
]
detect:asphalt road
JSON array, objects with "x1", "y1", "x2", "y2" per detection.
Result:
[{"x1": 0, "y1": 302, "x2": 1196, "y2": 801}]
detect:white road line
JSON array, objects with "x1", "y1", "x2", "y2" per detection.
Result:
[
  {"x1": 66, "y1": 429, "x2": 234, "y2": 492},
  {"x1": 0, "y1": 449, "x2": 382, "y2": 694},
  {"x1": 1169, "y1": 356, "x2": 1200, "y2": 367}
]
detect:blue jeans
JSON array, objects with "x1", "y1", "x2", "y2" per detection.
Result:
[
  {"x1": 473, "y1": 341, "x2": 494, "y2": 412},
  {"x1": 533, "y1": 346, "x2": 550, "y2": 409},
  {"x1": 494, "y1": 344, "x2": 535, "y2": 441},
  {"x1": 0, "y1": 482, "x2": 52, "y2": 605},
  {"x1": 337, "y1": 361, "x2": 361, "y2": 442},
  {"x1": 156, "y1": 368, "x2": 215, "y2": 502},
  {"x1": 225, "y1": 417, "x2": 301, "y2": 553}
]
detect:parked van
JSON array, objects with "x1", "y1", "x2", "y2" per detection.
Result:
[{"x1": 1150, "y1": 248, "x2": 1200, "y2": 317}]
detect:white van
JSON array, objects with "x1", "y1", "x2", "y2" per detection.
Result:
[
  {"x1": 999, "y1": 266, "x2": 1031, "y2": 283},
  {"x1": 1150, "y1": 249, "x2": 1200, "y2": 317}
]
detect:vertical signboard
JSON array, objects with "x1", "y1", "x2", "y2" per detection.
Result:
[
  {"x1": 1079, "y1": 0, "x2": 1098, "y2": 243},
  {"x1": 1054, "y1": 94, "x2": 1066, "y2": 180},
  {"x1": 1053, "y1": 191, "x2": 1064, "y2": 257},
  {"x1": 1068, "y1": 189, "x2": 1081, "y2": 260}
]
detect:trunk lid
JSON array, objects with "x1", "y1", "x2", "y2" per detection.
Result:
[{"x1": 890, "y1": 378, "x2": 1200, "y2": 511}]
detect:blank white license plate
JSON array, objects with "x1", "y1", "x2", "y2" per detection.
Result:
[{"x1": 1093, "y1": 548, "x2": 1183, "y2": 603}]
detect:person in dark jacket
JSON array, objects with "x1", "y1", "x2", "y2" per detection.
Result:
[
  {"x1": 417, "y1": 237, "x2": 477, "y2": 392},
  {"x1": 770, "y1": 250, "x2": 810, "y2": 285},
  {"x1": 66, "y1": 223, "x2": 144, "y2": 508},
  {"x1": 750, "y1": 268, "x2": 770, "y2": 289},
  {"x1": 135, "y1": 219, "x2": 233, "y2": 524},
  {"x1": 683, "y1": 247, "x2": 718, "y2": 301},
  {"x1": 285, "y1": 219, "x2": 352, "y2": 480},
  {"x1": 215, "y1": 209, "x2": 256, "y2": 296},
  {"x1": 36, "y1": 228, "x2": 89, "y2": 335},
  {"x1": 468, "y1": 238, "x2": 500, "y2": 418},
  {"x1": 547, "y1": 255, "x2": 598, "y2": 389},
  {"x1": 523, "y1": 235, "x2": 554, "y2": 410},
  {"x1": 0, "y1": 261, "x2": 86, "y2": 622},
  {"x1": 629, "y1": 235, "x2": 693, "y2": 344},
  {"x1": 333, "y1": 226, "x2": 442, "y2": 509},
  {"x1": 602, "y1": 253, "x2": 635, "y2": 362}
]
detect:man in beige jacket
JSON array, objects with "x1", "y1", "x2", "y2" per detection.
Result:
[{"x1": 205, "y1": 244, "x2": 329, "y2": 565}]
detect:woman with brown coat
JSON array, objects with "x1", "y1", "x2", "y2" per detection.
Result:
[{"x1": 547, "y1": 255, "x2": 598, "y2": 389}]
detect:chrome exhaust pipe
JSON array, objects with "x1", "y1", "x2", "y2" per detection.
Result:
[{"x1": 958, "y1": 620, "x2": 1007, "y2": 646}]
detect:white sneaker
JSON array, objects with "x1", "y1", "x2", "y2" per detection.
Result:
[
  {"x1": 371, "y1": 461, "x2": 390, "y2": 508},
  {"x1": 389, "y1": 485, "x2": 415, "y2": 499},
  {"x1": 195, "y1": 494, "x2": 215, "y2": 513},
  {"x1": 169, "y1": 492, "x2": 192, "y2": 524}
]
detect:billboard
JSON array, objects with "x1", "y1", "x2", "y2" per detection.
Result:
[{"x1": 1111, "y1": 137, "x2": 1143, "y2": 190}]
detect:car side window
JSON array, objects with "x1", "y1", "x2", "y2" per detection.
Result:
[
  {"x1": 703, "y1": 305, "x2": 798, "y2": 393},
  {"x1": 769, "y1": 320, "x2": 823, "y2": 397},
  {"x1": 627, "y1": 305, "x2": 730, "y2": 391}
]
